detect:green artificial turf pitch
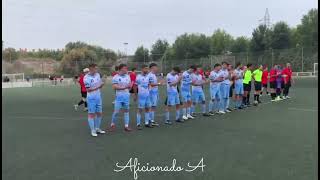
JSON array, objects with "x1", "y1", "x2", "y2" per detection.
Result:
[{"x1": 2, "y1": 78, "x2": 318, "y2": 180}]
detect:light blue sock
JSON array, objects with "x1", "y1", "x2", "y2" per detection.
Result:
[
  {"x1": 226, "y1": 98, "x2": 230, "y2": 109},
  {"x1": 187, "y1": 107, "x2": 191, "y2": 115},
  {"x1": 165, "y1": 111, "x2": 169, "y2": 121},
  {"x1": 215, "y1": 101, "x2": 219, "y2": 111},
  {"x1": 124, "y1": 112, "x2": 129, "y2": 127},
  {"x1": 144, "y1": 112, "x2": 150, "y2": 125},
  {"x1": 182, "y1": 108, "x2": 187, "y2": 116},
  {"x1": 95, "y1": 116, "x2": 102, "y2": 129},
  {"x1": 224, "y1": 98, "x2": 228, "y2": 111},
  {"x1": 176, "y1": 110, "x2": 180, "y2": 120},
  {"x1": 150, "y1": 111, "x2": 155, "y2": 121},
  {"x1": 111, "y1": 112, "x2": 118, "y2": 125},
  {"x1": 219, "y1": 100, "x2": 224, "y2": 111},
  {"x1": 191, "y1": 105, "x2": 195, "y2": 114},
  {"x1": 136, "y1": 113, "x2": 141, "y2": 125},
  {"x1": 209, "y1": 101, "x2": 213, "y2": 112},
  {"x1": 202, "y1": 104, "x2": 206, "y2": 113},
  {"x1": 88, "y1": 118, "x2": 95, "y2": 131}
]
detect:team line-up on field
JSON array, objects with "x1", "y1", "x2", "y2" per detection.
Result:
[{"x1": 74, "y1": 61, "x2": 293, "y2": 137}]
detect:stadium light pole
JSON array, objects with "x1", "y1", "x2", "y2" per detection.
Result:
[
  {"x1": 123, "y1": 42, "x2": 128, "y2": 61},
  {"x1": 301, "y1": 47, "x2": 304, "y2": 72}
]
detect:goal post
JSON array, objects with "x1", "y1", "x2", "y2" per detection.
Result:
[
  {"x1": 314, "y1": 63, "x2": 318, "y2": 76},
  {"x1": 2, "y1": 73, "x2": 25, "y2": 82}
]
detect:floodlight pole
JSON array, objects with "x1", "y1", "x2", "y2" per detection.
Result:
[{"x1": 301, "y1": 47, "x2": 304, "y2": 72}]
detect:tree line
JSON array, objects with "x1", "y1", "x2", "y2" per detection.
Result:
[{"x1": 134, "y1": 9, "x2": 318, "y2": 61}]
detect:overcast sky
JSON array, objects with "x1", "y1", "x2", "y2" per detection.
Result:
[{"x1": 2, "y1": 0, "x2": 318, "y2": 54}]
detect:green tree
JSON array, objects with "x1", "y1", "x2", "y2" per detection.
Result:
[
  {"x1": 150, "y1": 39, "x2": 169, "y2": 60},
  {"x1": 210, "y1": 29, "x2": 234, "y2": 55},
  {"x1": 270, "y1": 21, "x2": 291, "y2": 49},
  {"x1": 60, "y1": 47, "x2": 98, "y2": 75},
  {"x1": 171, "y1": 33, "x2": 211, "y2": 59},
  {"x1": 250, "y1": 25, "x2": 272, "y2": 51},
  {"x1": 134, "y1": 46, "x2": 149, "y2": 62},
  {"x1": 3, "y1": 48, "x2": 19, "y2": 62},
  {"x1": 296, "y1": 9, "x2": 318, "y2": 47},
  {"x1": 230, "y1": 36, "x2": 250, "y2": 53}
]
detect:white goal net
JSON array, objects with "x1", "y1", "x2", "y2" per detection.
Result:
[{"x1": 2, "y1": 73, "x2": 25, "y2": 82}]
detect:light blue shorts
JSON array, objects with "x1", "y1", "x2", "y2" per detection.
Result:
[
  {"x1": 149, "y1": 93, "x2": 158, "y2": 107},
  {"x1": 87, "y1": 97, "x2": 102, "y2": 113},
  {"x1": 167, "y1": 93, "x2": 180, "y2": 106},
  {"x1": 234, "y1": 82, "x2": 244, "y2": 95},
  {"x1": 138, "y1": 94, "x2": 151, "y2": 109},
  {"x1": 220, "y1": 83, "x2": 230, "y2": 99},
  {"x1": 181, "y1": 91, "x2": 191, "y2": 102},
  {"x1": 114, "y1": 100, "x2": 130, "y2": 111},
  {"x1": 210, "y1": 86, "x2": 221, "y2": 100},
  {"x1": 192, "y1": 90, "x2": 205, "y2": 103}
]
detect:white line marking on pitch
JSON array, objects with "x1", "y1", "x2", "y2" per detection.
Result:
[{"x1": 288, "y1": 107, "x2": 318, "y2": 112}]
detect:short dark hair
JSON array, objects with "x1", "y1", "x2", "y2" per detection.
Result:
[
  {"x1": 236, "y1": 62, "x2": 241, "y2": 67},
  {"x1": 131, "y1": 67, "x2": 136, "y2": 71},
  {"x1": 190, "y1": 65, "x2": 197, "y2": 71},
  {"x1": 89, "y1": 63, "x2": 97, "y2": 68},
  {"x1": 247, "y1": 63, "x2": 253, "y2": 68},
  {"x1": 118, "y1": 64, "x2": 127, "y2": 70},
  {"x1": 149, "y1": 63, "x2": 157, "y2": 68},
  {"x1": 141, "y1": 64, "x2": 148, "y2": 69},
  {"x1": 172, "y1": 66, "x2": 181, "y2": 73},
  {"x1": 222, "y1": 61, "x2": 228, "y2": 65},
  {"x1": 214, "y1": 63, "x2": 221, "y2": 68}
]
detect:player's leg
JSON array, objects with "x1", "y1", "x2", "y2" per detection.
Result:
[
  {"x1": 181, "y1": 92, "x2": 188, "y2": 120},
  {"x1": 208, "y1": 87, "x2": 216, "y2": 115},
  {"x1": 191, "y1": 91, "x2": 197, "y2": 116},
  {"x1": 136, "y1": 107, "x2": 143, "y2": 130},
  {"x1": 87, "y1": 98, "x2": 97, "y2": 137},
  {"x1": 123, "y1": 101, "x2": 132, "y2": 132},
  {"x1": 218, "y1": 85, "x2": 226, "y2": 114},
  {"x1": 111, "y1": 100, "x2": 121, "y2": 130},
  {"x1": 200, "y1": 91, "x2": 209, "y2": 116},
  {"x1": 136, "y1": 95, "x2": 145, "y2": 129},
  {"x1": 225, "y1": 84, "x2": 231, "y2": 112},
  {"x1": 144, "y1": 97, "x2": 153, "y2": 128},
  {"x1": 150, "y1": 94, "x2": 159, "y2": 126},
  {"x1": 94, "y1": 98, "x2": 105, "y2": 134},
  {"x1": 165, "y1": 94, "x2": 174, "y2": 124},
  {"x1": 175, "y1": 96, "x2": 183, "y2": 122},
  {"x1": 186, "y1": 95, "x2": 194, "y2": 119}
]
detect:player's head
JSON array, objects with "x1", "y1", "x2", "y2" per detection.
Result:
[
  {"x1": 222, "y1": 62, "x2": 228, "y2": 69},
  {"x1": 273, "y1": 64, "x2": 278, "y2": 69},
  {"x1": 172, "y1": 66, "x2": 181, "y2": 75},
  {"x1": 258, "y1": 64, "x2": 263, "y2": 70},
  {"x1": 189, "y1": 65, "x2": 197, "y2": 73},
  {"x1": 131, "y1": 67, "x2": 136, "y2": 72},
  {"x1": 149, "y1": 63, "x2": 158, "y2": 73},
  {"x1": 83, "y1": 68, "x2": 89, "y2": 74},
  {"x1": 214, "y1": 63, "x2": 221, "y2": 71},
  {"x1": 88, "y1": 63, "x2": 97, "y2": 74},
  {"x1": 236, "y1": 62, "x2": 242, "y2": 69},
  {"x1": 195, "y1": 66, "x2": 202, "y2": 74},
  {"x1": 118, "y1": 64, "x2": 128, "y2": 74},
  {"x1": 263, "y1": 65, "x2": 268, "y2": 71},
  {"x1": 242, "y1": 65, "x2": 247, "y2": 71},
  {"x1": 247, "y1": 63, "x2": 253, "y2": 70},
  {"x1": 141, "y1": 64, "x2": 149, "y2": 74},
  {"x1": 228, "y1": 64, "x2": 233, "y2": 70},
  {"x1": 286, "y1": 63, "x2": 291, "y2": 68}
]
